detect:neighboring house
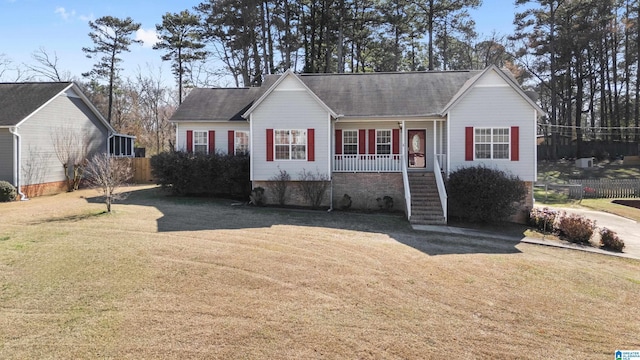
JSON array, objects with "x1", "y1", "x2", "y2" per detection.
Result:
[
  {"x1": 0, "y1": 82, "x2": 134, "y2": 198},
  {"x1": 171, "y1": 65, "x2": 544, "y2": 225}
]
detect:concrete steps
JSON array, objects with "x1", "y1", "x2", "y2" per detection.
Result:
[{"x1": 408, "y1": 172, "x2": 446, "y2": 226}]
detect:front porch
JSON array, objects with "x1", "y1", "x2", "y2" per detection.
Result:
[{"x1": 331, "y1": 120, "x2": 449, "y2": 225}]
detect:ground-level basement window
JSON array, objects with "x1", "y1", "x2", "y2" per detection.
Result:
[
  {"x1": 475, "y1": 127, "x2": 509, "y2": 159},
  {"x1": 275, "y1": 129, "x2": 306, "y2": 160}
]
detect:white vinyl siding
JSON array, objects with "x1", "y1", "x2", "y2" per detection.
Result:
[
  {"x1": 175, "y1": 122, "x2": 250, "y2": 154},
  {"x1": 252, "y1": 89, "x2": 329, "y2": 181},
  {"x1": 448, "y1": 69, "x2": 536, "y2": 181}
]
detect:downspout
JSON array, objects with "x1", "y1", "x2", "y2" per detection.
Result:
[
  {"x1": 107, "y1": 132, "x2": 114, "y2": 157},
  {"x1": 8, "y1": 127, "x2": 28, "y2": 200}
]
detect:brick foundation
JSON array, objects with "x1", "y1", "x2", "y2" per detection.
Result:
[
  {"x1": 21, "y1": 181, "x2": 67, "y2": 198},
  {"x1": 332, "y1": 173, "x2": 405, "y2": 211},
  {"x1": 510, "y1": 181, "x2": 534, "y2": 224},
  {"x1": 253, "y1": 180, "x2": 331, "y2": 207}
]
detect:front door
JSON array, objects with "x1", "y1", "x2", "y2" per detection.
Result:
[{"x1": 408, "y1": 130, "x2": 426, "y2": 168}]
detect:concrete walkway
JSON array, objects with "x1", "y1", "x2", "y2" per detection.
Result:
[{"x1": 413, "y1": 206, "x2": 640, "y2": 261}]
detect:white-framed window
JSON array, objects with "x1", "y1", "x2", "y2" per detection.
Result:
[
  {"x1": 343, "y1": 130, "x2": 358, "y2": 155},
  {"x1": 235, "y1": 131, "x2": 249, "y2": 155},
  {"x1": 275, "y1": 129, "x2": 306, "y2": 160},
  {"x1": 193, "y1": 130, "x2": 208, "y2": 154},
  {"x1": 475, "y1": 127, "x2": 509, "y2": 159},
  {"x1": 376, "y1": 129, "x2": 391, "y2": 155}
]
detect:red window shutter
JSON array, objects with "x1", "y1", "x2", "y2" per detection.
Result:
[
  {"x1": 266, "y1": 129, "x2": 274, "y2": 161},
  {"x1": 358, "y1": 129, "x2": 366, "y2": 155},
  {"x1": 186, "y1": 130, "x2": 193, "y2": 153},
  {"x1": 307, "y1": 129, "x2": 315, "y2": 161},
  {"x1": 368, "y1": 129, "x2": 376, "y2": 154},
  {"x1": 335, "y1": 129, "x2": 342, "y2": 155},
  {"x1": 228, "y1": 130, "x2": 235, "y2": 155},
  {"x1": 208, "y1": 130, "x2": 215, "y2": 154},
  {"x1": 392, "y1": 129, "x2": 400, "y2": 154},
  {"x1": 465, "y1": 127, "x2": 473, "y2": 161},
  {"x1": 511, "y1": 126, "x2": 519, "y2": 161}
]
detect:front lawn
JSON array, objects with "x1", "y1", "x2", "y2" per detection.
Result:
[{"x1": 1, "y1": 186, "x2": 638, "y2": 358}]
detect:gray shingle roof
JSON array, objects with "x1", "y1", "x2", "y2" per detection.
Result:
[
  {"x1": 0, "y1": 82, "x2": 72, "y2": 126},
  {"x1": 171, "y1": 71, "x2": 483, "y2": 122},
  {"x1": 171, "y1": 87, "x2": 264, "y2": 121},
  {"x1": 299, "y1": 71, "x2": 480, "y2": 117}
]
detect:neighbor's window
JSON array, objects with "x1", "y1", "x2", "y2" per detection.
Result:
[
  {"x1": 235, "y1": 131, "x2": 249, "y2": 155},
  {"x1": 475, "y1": 127, "x2": 509, "y2": 159},
  {"x1": 275, "y1": 129, "x2": 306, "y2": 160},
  {"x1": 376, "y1": 129, "x2": 391, "y2": 155},
  {"x1": 343, "y1": 130, "x2": 358, "y2": 155},
  {"x1": 193, "y1": 130, "x2": 208, "y2": 154}
]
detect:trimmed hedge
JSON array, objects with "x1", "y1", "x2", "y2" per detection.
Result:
[
  {"x1": 447, "y1": 166, "x2": 526, "y2": 223},
  {"x1": 150, "y1": 151, "x2": 251, "y2": 198}
]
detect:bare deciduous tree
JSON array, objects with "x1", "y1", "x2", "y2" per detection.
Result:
[
  {"x1": 25, "y1": 47, "x2": 72, "y2": 81},
  {"x1": 84, "y1": 153, "x2": 133, "y2": 213},
  {"x1": 51, "y1": 127, "x2": 91, "y2": 191},
  {"x1": 21, "y1": 145, "x2": 51, "y2": 197}
]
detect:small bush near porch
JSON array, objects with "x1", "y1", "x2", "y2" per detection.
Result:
[
  {"x1": 448, "y1": 166, "x2": 527, "y2": 223},
  {"x1": 150, "y1": 151, "x2": 250, "y2": 198}
]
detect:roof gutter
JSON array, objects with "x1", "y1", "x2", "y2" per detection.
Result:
[{"x1": 8, "y1": 126, "x2": 28, "y2": 201}]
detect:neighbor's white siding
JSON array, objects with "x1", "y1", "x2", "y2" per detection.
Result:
[
  {"x1": 0, "y1": 128, "x2": 14, "y2": 184},
  {"x1": 448, "y1": 75, "x2": 537, "y2": 182},
  {"x1": 175, "y1": 122, "x2": 250, "y2": 154},
  {"x1": 18, "y1": 93, "x2": 109, "y2": 185},
  {"x1": 252, "y1": 89, "x2": 330, "y2": 181}
]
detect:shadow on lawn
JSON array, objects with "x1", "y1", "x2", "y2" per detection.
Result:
[{"x1": 86, "y1": 186, "x2": 523, "y2": 257}]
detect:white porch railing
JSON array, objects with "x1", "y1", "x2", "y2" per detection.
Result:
[
  {"x1": 334, "y1": 154, "x2": 402, "y2": 172},
  {"x1": 436, "y1": 153, "x2": 446, "y2": 174},
  {"x1": 433, "y1": 155, "x2": 447, "y2": 223},
  {"x1": 402, "y1": 154, "x2": 411, "y2": 221}
]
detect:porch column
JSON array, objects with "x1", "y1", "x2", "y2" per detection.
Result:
[
  {"x1": 402, "y1": 120, "x2": 406, "y2": 163},
  {"x1": 433, "y1": 121, "x2": 437, "y2": 168}
]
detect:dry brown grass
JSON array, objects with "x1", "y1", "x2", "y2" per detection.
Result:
[{"x1": 1, "y1": 185, "x2": 639, "y2": 359}]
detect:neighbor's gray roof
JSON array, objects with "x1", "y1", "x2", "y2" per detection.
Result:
[
  {"x1": 0, "y1": 82, "x2": 72, "y2": 126},
  {"x1": 171, "y1": 71, "x2": 482, "y2": 122}
]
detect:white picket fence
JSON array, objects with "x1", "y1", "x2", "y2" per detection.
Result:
[{"x1": 567, "y1": 179, "x2": 640, "y2": 198}]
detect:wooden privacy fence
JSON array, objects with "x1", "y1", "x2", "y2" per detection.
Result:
[
  {"x1": 131, "y1": 158, "x2": 154, "y2": 183},
  {"x1": 567, "y1": 179, "x2": 640, "y2": 198}
]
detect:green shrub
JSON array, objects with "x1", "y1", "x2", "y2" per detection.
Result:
[
  {"x1": 447, "y1": 166, "x2": 527, "y2": 223},
  {"x1": 528, "y1": 207, "x2": 559, "y2": 233},
  {"x1": 556, "y1": 213, "x2": 595, "y2": 244},
  {"x1": 0, "y1": 181, "x2": 17, "y2": 202},
  {"x1": 150, "y1": 151, "x2": 251, "y2": 198},
  {"x1": 599, "y1": 227, "x2": 625, "y2": 252}
]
